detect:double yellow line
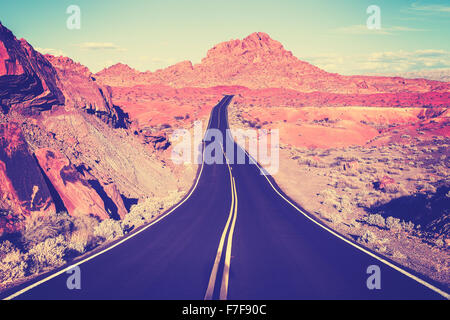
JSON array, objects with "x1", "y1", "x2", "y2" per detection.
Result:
[{"x1": 204, "y1": 144, "x2": 238, "y2": 300}]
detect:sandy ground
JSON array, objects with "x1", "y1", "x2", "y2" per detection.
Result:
[{"x1": 228, "y1": 102, "x2": 450, "y2": 288}]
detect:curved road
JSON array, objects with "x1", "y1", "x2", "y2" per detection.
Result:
[{"x1": 2, "y1": 96, "x2": 448, "y2": 300}]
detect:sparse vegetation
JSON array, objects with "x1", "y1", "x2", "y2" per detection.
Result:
[
  {"x1": 228, "y1": 101, "x2": 450, "y2": 286},
  {"x1": 0, "y1": 191, "x2": 184, "y2": 288}
]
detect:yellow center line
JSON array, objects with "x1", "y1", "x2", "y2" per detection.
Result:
[
  {"x1": 219, "y1": 177, "x2": 238, "y2": 300},
  {"x1": 204, "y1": 140, "x2": 237, "y2": 300}
]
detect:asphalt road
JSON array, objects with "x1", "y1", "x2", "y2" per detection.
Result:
[{"x1": 2, "y1": 96, "x2": 448, "y2": 300}]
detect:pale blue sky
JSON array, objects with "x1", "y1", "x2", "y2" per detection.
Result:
[{"x1": 1, "y1": 0, "x2": 449, "y2": 74}]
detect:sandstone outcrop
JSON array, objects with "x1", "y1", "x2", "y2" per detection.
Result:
[
  {"x1": 0, "y1": 123, "x2": 56, "y2": 235},
  {"x1": 0, "y1": 22, "x2": 64, "y2": 115}
]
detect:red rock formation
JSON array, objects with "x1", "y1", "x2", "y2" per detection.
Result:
[
  {"x1": 96, "y1": 32, "x2": 449, "y2": 98},
  {"x1": 0, "y1": 123, "x2": 56, "y2": 235},
  {"x1": 95, "y1": 63, "x2": 145, "y2": 87},
  {"x1": 0, "y1": 22, "x2": 64, "y2": 115},
  {"x1": 0, "y1": 23, "x2": 188, "y2": 237},
  {"x1": 45, "y1": 55, "x2": 128, "y2": 128},
  {"x1": 376, "y1": 176, "x2": 396, "y2": 191},
  {"x1": 102, "y1": 183, "x2": 127, "y2": 220},
  {"x1": 34, "y1": 148, "x2": 110, "y2": 220}
]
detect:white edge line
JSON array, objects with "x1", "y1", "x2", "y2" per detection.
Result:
[
  {"x1": 227, "y1": 107, "x2": 449, "y2": 300},
  {"x1": 3, "y1": 99, "x2": 224, "y2": 301}
]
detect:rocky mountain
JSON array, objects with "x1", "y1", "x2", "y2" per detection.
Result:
[
  {"x1": 96, "y1": 32, "x2": 449, "y2": 95},
  {"x1": 0, "y1": 22, "x2": 190, "y2": 236}
]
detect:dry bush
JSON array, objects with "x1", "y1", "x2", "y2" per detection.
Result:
[
  {"x1": 357, "y1": 192, "x2": 382, "y2": 208},
  {"x1": 22, "y1": 212, "x2": 73, "y2": 247},
  {"x1": 385, "y1": 216, "x2": 402, "y2": 231},
  {"x1": 0, "y1": 247, "x2": 28, "y2": 284},
  {"x1": 335, "y1": 177, "x2": 361, "y2": 190},
  {"x1": 320, "y1": 189, "x2": 340, "y2": 208},
  {"x1": 122, "y1": 198, "x2": 163, "y2": 231},
  {"x1": 298, "y1": 157, "x2": 327, "y2": 168},
  {"x1": 363, "y1": 214, "x2": 386, "y2": 229},
  {"x1": 122, "y1": 210, "x2": 147, "y2": 231},
  {"x1": 0, "y1": 240, "x2": 16, "y2": 259},
  {"x1": 358, "y1": 230, "x2": 378, "y2": 244},
  {"x1": 384, "y1": 183, "x2": 409, "y2": 195},
  {"x1": 122, "y1": 192, "x2": 183, "y2": 231},
  {"x1": 28, "y1": 235, "x2": 67, "y2": 273},
  {"x1": 94, "y1": 219, "x2": 124, "y2": 241},
  {"x1": 319, "y1": 189, "x2": 353, "y2": 219},
  {"x1": 432, "y1": 165, "x2": 448, "y2": 178},
  {"x1": 68, "y1": 215, "x2": 100, "y2": 254},
  {"x1": 401, "y1": 221, "x2": 415, "y2": 232}
]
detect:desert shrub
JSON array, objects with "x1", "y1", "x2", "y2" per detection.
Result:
[
  {"x1": 22, "y1": 212, "x2": 73, "y2": 247},
  {"x1": 122, "y1": 193, "x2": 183, "y2": 231},
  {"x1": 335, "y1": 177, "x2": 360, "y2": 189},
  {"x1": 385, "y1": 183, "x2": 409, "y2": 196},
  {"x1": 0, "y1": 240, "x2": 16, "y2": 259},
  {"x1": 0, "y1": 248, "x2": 28, "y2": 284},
  {"x1": 434, "y1": 238, "x2": 445, "y2": 248},
  {"x1": 392, "y1": 251, "x2": 406, "y2": 259},
  {"x1": 67, "y1": 215, "x2": 100, "y2": 254},
  {"x1": 433, "y1": 165, "x2": 448, "y2": 178},
  {"x1": 401, "y1": 221, "x2": 415, "y2": 232},
  {"x1": 122, "y1": 210, "x2": 147, "y2": 231},
  {"x1": 299, "y1": 157, "x2": 327, "y2": 168},
  {"x1": 94, "y1": 219, "x2": 124, "y2": 241},
  {"x1": 363, "y1": 214, "x2": 386, "y2": 229},
  {"x1": 68, "y1": 231, "x2": 91, "y2": 254},
  {"x1": 359, "y1": 230, "x2": 377, "y2": 244},
  {"x1": 28, "y1": 235, "x2": 67, "y2": 273},
  {"x1": 385, "y1": 216, "x2": 402, "y2": 230},
  {"x1": 320, "y1": 189, "x2": 340, "y2": 208}
]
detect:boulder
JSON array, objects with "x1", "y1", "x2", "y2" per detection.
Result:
[{"x1": 34, "y1": 148, "x2": 110, "y2": 220}]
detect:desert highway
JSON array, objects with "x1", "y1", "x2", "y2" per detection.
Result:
[{"x1": 2, "y1": 96, "x2": 448, "y2": 300}]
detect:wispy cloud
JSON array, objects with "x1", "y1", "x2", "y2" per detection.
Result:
[
  {"x1": 333, "y1": 24, "x2": 426, "y2": 35},
  {"x1": 36, "y1": 47, "x2": 65, "y2": 56},
  {"x1": 301, "y1": 49, "x2": 450, "y2": 75},
  {"x1": 410, "y1": 2, "x2": 450, "y2": 14},
  {"x1": 76, "y1": 42, "x2": 126, "y2": 51}
]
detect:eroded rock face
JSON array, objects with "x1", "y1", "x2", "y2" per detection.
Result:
[
  {"x1": 34, "y1": 148, "x2": 111, "y2": 220},
  {"x1": 0, "y1": 22, "x2": 64, "y2": 115},
  {"x1": 0, "y1": 23, "x2": 193, "y2": 236},
  {"x1": 45, "y1": 55, "x2": 129, "y2": 128},
  {"x1": 0, "y1": 123, "x2": 56, "y2": 235}
]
